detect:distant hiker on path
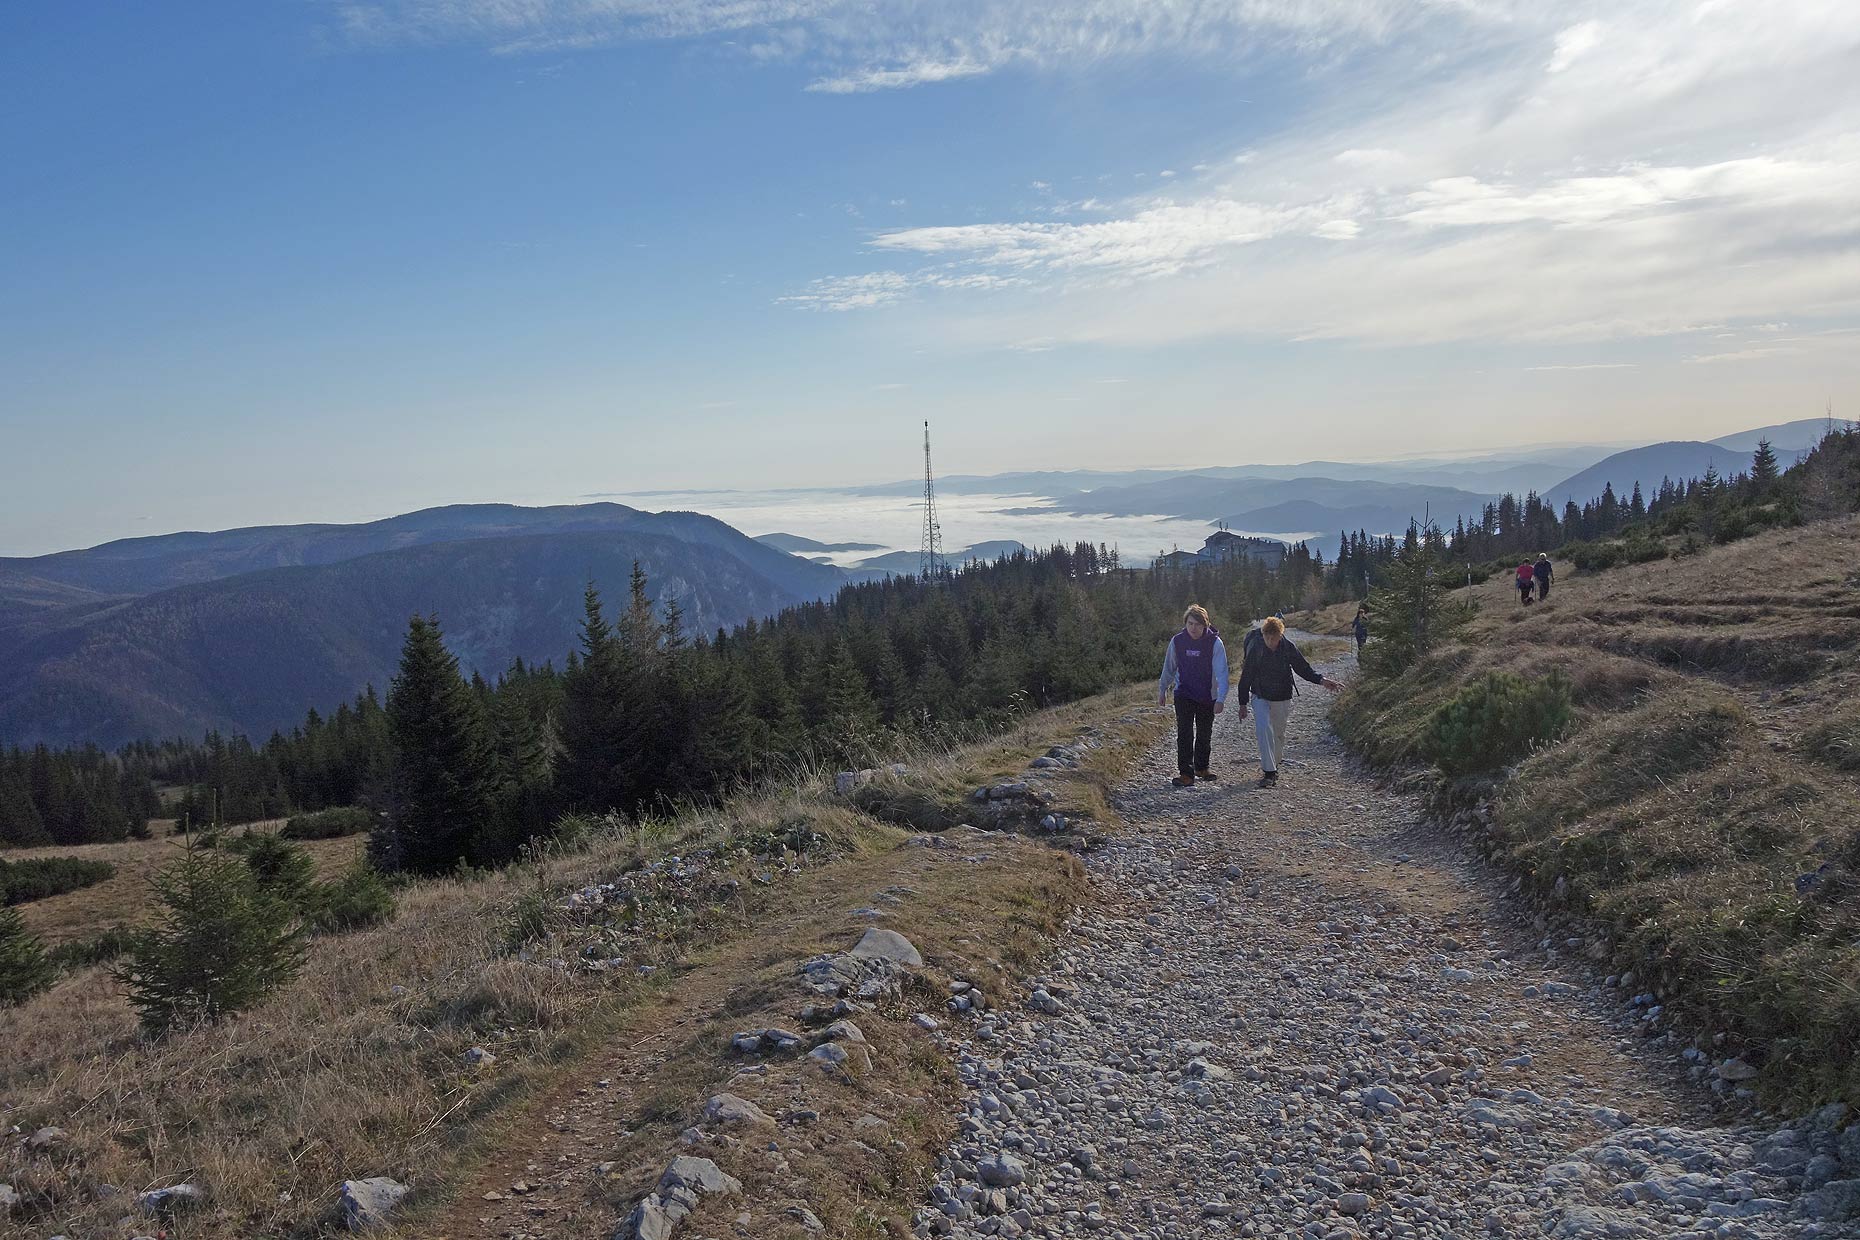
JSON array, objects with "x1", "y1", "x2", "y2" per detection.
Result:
[
  {"x1": 1533, "y1": 553, "x2": 1553, "y2": 600},
  {"x1": 1159, "y1": 604, "x2": 1229, "y2": 788},
  {"x1": 1236, "y1": 616, "x2": 1340, "y2": 789},
  {"x1": 1352, "y1": 606, "x2": 1369, "y2": 654},
  {"x1": 1516, "y1": 561, "x2": 1536, "y2": 605}
]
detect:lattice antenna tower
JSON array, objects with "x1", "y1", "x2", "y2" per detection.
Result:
[{"x1": 920, "y1": 420, "x2": 946, "y2": 580}]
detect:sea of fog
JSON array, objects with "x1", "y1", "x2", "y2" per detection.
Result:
[{"x1": 608, "y1": 489, "x2": 1314, "y2": 568}]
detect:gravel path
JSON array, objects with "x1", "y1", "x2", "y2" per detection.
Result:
[{"x1": 917, "y1": 646, "x2": 1860, "y2": 1240}]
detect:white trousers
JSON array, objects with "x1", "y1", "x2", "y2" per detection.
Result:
[{"x1": 1251, "y1": 694, "x2": 1294, "y2": 772}]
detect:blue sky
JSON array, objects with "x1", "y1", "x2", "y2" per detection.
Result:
[{"x1": 3, "y1": 0, "x2": 1858, "y2": 555}]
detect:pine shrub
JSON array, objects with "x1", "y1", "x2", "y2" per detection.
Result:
[
  {"x1": 1424, "y1": 670, "x2": 1573, "y2": 778},
  {"x1": 46, "y1": 924, "x2": 136, "y2": 971},
  {"x1": 235, "y1": 832, "x2": 317, "y2": 903},
  {"x1": 280, "y1": 806, "x2": 374, "y2": 840},
  {"x1": 117, "y1": 848, "x2": 305, "y2": 1034},
  {"x1": 0, "y1": 856, "x2": 116, "y2": 905},
  {"x1": 1359, "y1": 543, "x2": 1473, "y2": 679},
  {"x1": 0, "y1": 905, "x2": 54, "y2": 1006},
  {"x1": 304, "y1": 862, "x2": 396, "y2": 934}
]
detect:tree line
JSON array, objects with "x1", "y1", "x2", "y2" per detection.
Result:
[
  {"x1": 0, "y1": 746, "x2": 162, "y2": 848},
  {"x1": 1323, "y1": 427, "x2": 1858, "y2": 600},
  {"x1": 7, "y1": 426, "x2": 1854, "y2": 855},
  {"x1": 1, "y1": 540, "x2": 1313, "y2": 856},
  {"x1": 375, "y1": 545, "x2": 1314, "y2": 871}
]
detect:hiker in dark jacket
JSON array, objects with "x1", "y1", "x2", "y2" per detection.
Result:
[
  {"x1": 1533, "y1": 553, "x2": 1553, "y2": 600},
  {"x1": 1158, "y1": 604, "x2": 1229, "y2": 787},
  {"x1": 1351, "y1": 606, "x2": 1369, "y2": 654},
  {"x1": 1235, "y1": 616, "x2": 1340, "y2": 788}
]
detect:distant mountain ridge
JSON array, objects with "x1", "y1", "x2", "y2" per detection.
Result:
[
  {"x1": 852, "y1": 541, "x2": 1029, "y2": 573},
  {"x1": 0, "y1": 506, "x2": 847, "y2": 748},
  {"x1": 1543, "y1": 419, "x2": 1833, "y2": 507},
  {"x1": 754, "y1": 532, "x2": 885, "y2": 554},
  {"x1": 0, "y1": 502, "x2": 647, "y2": 599}
]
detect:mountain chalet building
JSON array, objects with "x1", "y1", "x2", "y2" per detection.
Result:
[{"x1": 1154, "y1": 530, "x2": 1288, "y2": 571}]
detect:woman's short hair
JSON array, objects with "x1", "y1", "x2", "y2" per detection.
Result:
[
  {"x1": 1262, "y1": 616, "x2": 1286, "y2": 638},
  {"x1": 1183, "y1": 604, "x2": 1210, "y2": 627}
]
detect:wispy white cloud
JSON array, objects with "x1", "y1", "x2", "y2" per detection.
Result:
[
  {"x1": 1685, "y1": 346, "x2": 1810, "y2": 365},
  {"x1": 1522, "y1": 363, "x2": 1635, "y2": 371},
  {"x1": 783, "y1": 1, "x2": 1860, "y2": 348},
  {"x1": 777, "y1": 268, "x2": 1026, "y2": 311},
  {"x1": 806, "y1": 58, "x2": 989, "y2": 93},
  {"x1": 1546, "y1": 19, "x2": 1602, "y2": 74},
  {"x1": 332, "y1": 0, "x2": 1497, "y2": 82}
]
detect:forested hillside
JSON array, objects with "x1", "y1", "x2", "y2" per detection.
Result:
[
  {"x1": 0, "y1": 513, "x2": 845, "y2": 748},
  {"x1": 1, "y1": 539, "x2": 1324, "y2": 853}
]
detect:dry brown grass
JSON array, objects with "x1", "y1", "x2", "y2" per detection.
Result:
[
  {"x1": 0, "y1": 685, "x2": 1168, "y2": 1240},
  {"x1": 12, "y1": 827, "x2": 364, "y2": 945},
  {"x1": 1333, "y1": 517, "x2": 1860, "y2": 1108},
  {"x1": 1288, "y1": 599, "x2": 1363, "y2": 636}
]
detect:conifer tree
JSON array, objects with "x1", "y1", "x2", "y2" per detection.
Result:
[
  {"x1": 559, "y1": 583, "x2": 633, "y2": 813},
  {"x1": 817, "y1": 639, "x2": 879, "y2": 763},
  {"x1": 0, "y1": 905, "x2": 54, "y2": 1007},
  {"x1": 378, "y1": 614, "x2": 494, "y2": 873},
  {"x1": 745, "y1": 639, "x2": 803, "y2": 765},
  {"x1": 695, "y1": 657, "x2": 757, "y2": 790},
  {"x1": 118, "y1": 846, "x2": 304, "y2": 1033},
  {"x1": 1361, "y1": 537, "x2": 1472, "y2": 678},
  {"x1": 1751, "y1": 439, "x2": 1779, "y2": 494},
  {"x1": 485, "y1": 678, "x2": 556, "y2": 859},
  {"x1": 0, "y1": 773, "x2": 49, "y2": 847}
]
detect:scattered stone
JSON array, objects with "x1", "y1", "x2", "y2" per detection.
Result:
[
  {"x1": 462, "y1": 1046, "x2": 497, "y2": 1070},
  {"x1": 25, "y1": 1126, "x2": 66, "y2": 1153},
  {"x1": 907, "y1": 648, "x2": 1852, "y2": 1240},
  {"x1": 624, "y1": 1157, "x2": 743, "y2": 1240},
  {"x1": 785, "y1": 1204, "x2": 825, "y2": 1232}
]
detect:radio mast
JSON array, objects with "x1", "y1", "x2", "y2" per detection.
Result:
[{"x1": 920, "y1": 420, "x2": 945, "y2": 580}]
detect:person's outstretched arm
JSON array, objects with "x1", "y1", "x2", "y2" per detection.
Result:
[
  {"x1": 1212, "y1": 637, "x2": 1229, "y2": 714},
  {"x1": 1288, "y1": 641, "x2": 1343, "y2": 691}
]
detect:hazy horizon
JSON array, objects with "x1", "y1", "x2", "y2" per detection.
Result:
[{"x1": 2, "y1": 413, "x2": 1815, "y2": 558}]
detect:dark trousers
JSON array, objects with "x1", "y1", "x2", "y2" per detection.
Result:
[
  {"x1": 1175, "y1": 698, "x2": 1215, "y2": 775},
  {"x1": 1536, "y1": 576, "x2": 1550, "y2": 599}
]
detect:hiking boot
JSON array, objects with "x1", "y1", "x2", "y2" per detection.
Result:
[
  {"x1": 1195, "y1": 769, "x2": 1218, "y2": 781},
  {"x1": 1255, "y1": 771, "x2": 1278, "y2": 789},
  {"x1": 1171, "y1": 774, "x2": 1196, "y2": 788}
]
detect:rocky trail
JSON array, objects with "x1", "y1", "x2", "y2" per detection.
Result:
[{"x1": 916, "y1": 644, "x2": 1860, "y2": 1240}]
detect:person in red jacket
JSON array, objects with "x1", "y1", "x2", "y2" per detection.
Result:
[{"x1": 1516, "y1": 561, "x2": 1536, "y2": 605}]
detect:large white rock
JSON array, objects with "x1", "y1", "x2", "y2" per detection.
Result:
[
  {"x1": 702, "y1": 1094, "x2": 774, "y2": 1127},
  {"x1": 659, "y1": 1156, "x2": 742, "y2": 1196},
  {"x1": 850, "y1": 927, "x2": 923, "y2": 968},
  {"x1": 137, "y1": 1183, "x2": 207, "y2": 1215}
]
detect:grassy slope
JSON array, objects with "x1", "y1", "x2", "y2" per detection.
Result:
[
  {"x1": 11, "y1": 826, "x2": 364, "y2": 944},
  {"x1": 0, "y1": 685, "x2": 1169, "y2": 1240},
  {"x1": 1332, "y1": 519, "x2": 1860, "y2": 1107}
]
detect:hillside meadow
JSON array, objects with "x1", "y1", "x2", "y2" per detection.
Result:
[
  {"x1": 10, "y1": 827, "x2": 365, "y2": 946},
  {"x1": 1330, "y1": 516, "x2": 1860, "y2": 1107},
  {"x1": 0, "y1": 685, "x2": 1169, "y2": 1240}
]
